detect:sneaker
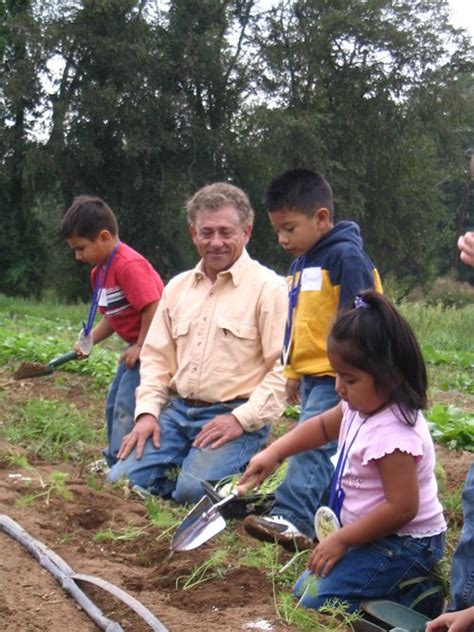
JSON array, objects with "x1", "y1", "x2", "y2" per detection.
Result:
[
  {"x1": 243, "y1": 514, "x2": 313, "y2": 551},
  {"x1": 88, "y1": 458, "x2": 109, "y2": 475}
]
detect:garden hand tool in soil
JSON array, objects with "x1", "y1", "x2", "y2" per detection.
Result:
[
  {"x1": 200, "y1": 479, "x2": 274, "y2": 519},
  {"x1": 171, "y1": 475, "x2": 259, "y2": 551},
  {"x1": 14, "y1": 350, "x2": 80, "y2": 380}
]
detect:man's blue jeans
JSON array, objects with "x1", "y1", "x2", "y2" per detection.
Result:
[
  {"x1": 270, "y1": 376, "x2": 339, "y2": 538},
  {"x1": 294, "y1": 532, "x2": 445, "y2": 617},
  {"x1": 108, "y1": 398, "x2": 269, "y2": 505},
  {"x1": 103, "y1": 361, "x2": 140, "y2": 467},
  {"x1": 450, "y1": 462, "x2": 474, "y2": 610}
]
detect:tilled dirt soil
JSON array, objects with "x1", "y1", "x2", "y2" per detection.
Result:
[{"x1": 0, "y1": 369, "x2": 472, "y2": 631}]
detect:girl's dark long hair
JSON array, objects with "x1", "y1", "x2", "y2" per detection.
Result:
[{"x1": 328, "y1": 290, "x2": 427, "y2": 425}]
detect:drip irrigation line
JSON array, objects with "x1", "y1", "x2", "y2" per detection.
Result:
[{"x1": 0, "y1": 514, "x2": 168, "y2": 632}]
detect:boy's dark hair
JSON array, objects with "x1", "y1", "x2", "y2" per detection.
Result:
[
  {"x1": 264, "y1": 168, "x2": 334, "y2": 217},
  {"x1": 62, "y1": 196, "x2": 118, "y2": 239},
  {"x1": 328, "y1": 290, "x2": 427, "y2": 425}
]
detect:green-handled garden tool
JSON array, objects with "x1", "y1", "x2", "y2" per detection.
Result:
[{"x1": 13, "y1": 351, "x2": 80, "y2": 380}]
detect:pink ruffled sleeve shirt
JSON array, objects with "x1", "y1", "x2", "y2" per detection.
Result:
[{"x1": 338, "y1": 402, "x2": 446, "y2": 537}]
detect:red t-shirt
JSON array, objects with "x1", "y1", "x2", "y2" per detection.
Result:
[{"x1": 91, "y1": 242, "x2": 164, "y2": 343}]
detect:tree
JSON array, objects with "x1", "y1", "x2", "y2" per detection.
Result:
[{"x1": 0, "y1": 0, "x2": 48, "y2": 295}]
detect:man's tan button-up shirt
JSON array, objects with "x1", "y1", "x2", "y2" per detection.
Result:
[{"x1": 135, "y1": 250, "x2": 288, "y2": 431}]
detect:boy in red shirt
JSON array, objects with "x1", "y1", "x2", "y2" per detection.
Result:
[{"x1": 62, "y1": 195, "x2": 164, "y2": 466}]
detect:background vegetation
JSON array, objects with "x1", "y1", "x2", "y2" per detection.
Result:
[
  {"x1": 1, "y1": 0, "x2": 474, "y2": 301},
  {"x1": 1, "y1": 294, "x2": 472, "y2": 452}
]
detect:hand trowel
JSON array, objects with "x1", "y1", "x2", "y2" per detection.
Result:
[
  {"x1": 13, "y1": 351, "x2": 80, "y2": 380},
  {"x1": 171, "y1": 475, "x2": 258, "y2": 552}
]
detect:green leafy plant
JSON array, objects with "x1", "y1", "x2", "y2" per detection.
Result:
[
  {"x1": 0, "y1": 302, "x2": 119, "y2": 389},
  {"x1": 428, "y1": 405, "x2": 474, "y2": 451}
]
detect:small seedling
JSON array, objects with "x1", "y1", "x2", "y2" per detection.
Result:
[
  {"x1": 15, "y1": 471, "x2": 73, "y2": 507},
  {"x1": 93, "y1": 525, "x2": 149, "y2": 543},
  {"x1": 176, "y1": 549, "x2": 228, "y2": 590}
]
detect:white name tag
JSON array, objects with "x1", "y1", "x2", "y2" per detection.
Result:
[
  {"x1": 314, "y1": 506, "x2": 340, "y2": 541},
  {"x1": 98, "y1": 288, "x2": 108, "y2": 307},
  {"x1": 301, "y1": 267, "x2": 322, "y2": 291},
  {"x1": 330, "y1": 450, "x2": 340, "y2": 469}
]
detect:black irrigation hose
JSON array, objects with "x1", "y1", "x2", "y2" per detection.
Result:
[
  {"x1": 0, "y1": 514, "x2": 169, "y2": 632},
  {"x1": 72, "y1": 573, "x2": 169, "y2": 632}
]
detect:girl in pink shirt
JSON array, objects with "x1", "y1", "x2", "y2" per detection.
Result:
[{"x1": 240, "y1": 290, "x2": 446, "y2": 617}]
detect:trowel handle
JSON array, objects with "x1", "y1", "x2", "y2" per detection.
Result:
[
  {"x1": 48, "y1": 350, "x2": 80, "y2": 369},
  {"x1": 235, "y1": 473, "x2": 260, "y2": 497}
]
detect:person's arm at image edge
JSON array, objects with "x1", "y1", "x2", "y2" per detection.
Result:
[{"x1": 425, "y1": 606, "x2": 474, "y2": 632}]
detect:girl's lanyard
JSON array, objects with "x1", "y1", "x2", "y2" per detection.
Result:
[
  {"x1": 328, "y1": 411, "x2": 366, "y2": 521},
  {"x1": 314, "y1": 411, "x2": 365, "y2": 541},
  {"x1": 78, "y1": 242, "x2": 120, "y2": 352},
  {"x1": 282, "y1": 255, "x2": 306, "y2": 366}
]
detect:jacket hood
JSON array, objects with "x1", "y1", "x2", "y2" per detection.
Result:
[{"x1": 307, "y1": 220, "x2": 363, "y2": 257}]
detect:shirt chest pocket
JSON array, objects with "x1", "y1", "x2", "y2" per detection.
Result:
[
  {"x1": 171, "y1": 320, "x2": 192, "y2": 365},
  {"x1": 214, "y1": 318, "x2": 258, "y2": 374},
  {"x1": 171, "y1": 320, "x2": 191, "y2": 339}
]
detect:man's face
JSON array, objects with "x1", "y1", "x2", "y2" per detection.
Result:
[{"x1": 190, "y1": 205, "x2": 252, "y2": 281}]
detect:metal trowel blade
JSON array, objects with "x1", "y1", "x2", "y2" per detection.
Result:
[{"x1": 171, "y1": 495, "x2": 227, "y2": 551}]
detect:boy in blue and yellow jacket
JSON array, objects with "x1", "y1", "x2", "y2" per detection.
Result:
[{"x1": 244, "y1": 168, "x2": 382, "y2": 550}]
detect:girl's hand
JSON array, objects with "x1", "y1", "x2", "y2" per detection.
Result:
[
  {"x1": 285, "y1": 378, "x2": 301, "y2": 404},
  {"x1": 238, "y1": 447, "x2": 281, "y2": 488},
  {"x1": 307, "y1": 532, "x2": 348, "y2": 577}
]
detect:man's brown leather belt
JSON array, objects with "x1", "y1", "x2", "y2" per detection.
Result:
[
  {"x1": 180, "y1": 397, "x2": 246, "y2": 408},
  {"x1": 181, "y1": 397, "x2": 215, "y2": 408}
]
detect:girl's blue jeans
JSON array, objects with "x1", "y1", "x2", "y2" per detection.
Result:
[
  {"x1": 294, "y1": 531, "x2": 445, "y2": 618},
  {"x1": 108, "y1": 397, "x2": 269, "y2": 504},
  {"x1": 450, "y1": 462, "x2": 474, "y2": 611},
  {"x1": 270, "y1": 376, "x2": 339, "y2": 538},
  {"x1": 104, "y1": 361, "x2": 140, "y2": 467}
]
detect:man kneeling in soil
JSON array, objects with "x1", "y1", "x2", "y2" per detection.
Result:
[{"x1": 108, "y1": 183, "x2": 288, "y2": 504}]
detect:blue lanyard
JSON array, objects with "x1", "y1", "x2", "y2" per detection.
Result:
[
  {"x1": 282, "y1": 255, "x2": 306, "y2": 361},
  {"x1": 328, "y1": 411, "x2": 365, "y2": 520},
  {"x1": 83, "y1": 242, "x2": 120, "y2": 335}
]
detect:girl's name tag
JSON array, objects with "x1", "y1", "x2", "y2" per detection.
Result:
[
  {"x1": 78, "y1": 329, "x2": 94, "y2": 355},
  {"x1": 314, "y1": 506, "x2": 340, "y2": 542}
]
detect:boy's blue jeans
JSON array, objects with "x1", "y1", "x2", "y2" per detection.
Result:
[
  {"x1": 103, "y1": 361, "x2": 140, "y2": 467},
  {"x1": 450, "y1": 462, "x2": 474, "y2": 611},
  {"x1": 270, "y1": 376, "x2": 339, "y2": 538},
  {"x1": 108, "y1": 398, "x2": 269, "y2": 505},
  {"x1": 294, "y1": 532, "x2": 445, "y2": 617}
]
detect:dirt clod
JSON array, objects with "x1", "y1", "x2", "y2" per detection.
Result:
[{"x1": 13, "y1": 361, "x2": 50, "y2": 380}]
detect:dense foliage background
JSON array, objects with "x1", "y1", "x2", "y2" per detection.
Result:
[{"x1": 1, "y1": 0, "x2": 474, "y2": 300}]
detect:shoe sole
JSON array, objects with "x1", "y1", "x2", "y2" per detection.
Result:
[{"x1": 244, "y1": 521, "x2": 312, "y2": 553}]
